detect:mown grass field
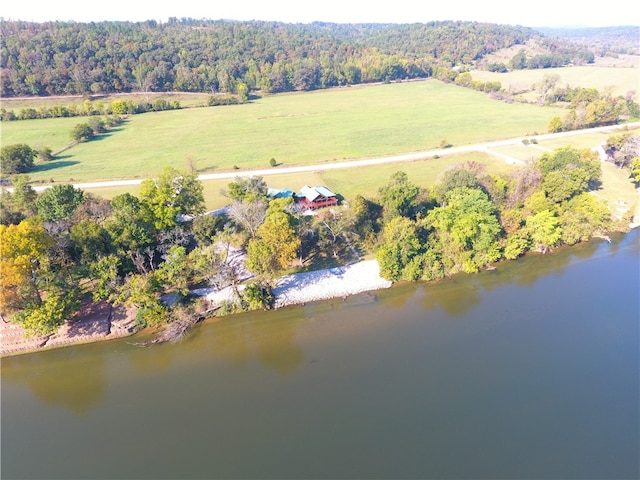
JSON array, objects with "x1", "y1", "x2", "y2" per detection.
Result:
[
  {"x1": 471, "y1": 62, "x2": 639, "y2": 100},
  {"x1": 2, "y1": 80, "x2": 562, "y2": 183},
  {"x1": 84, "y1": 151, "x2": 528, "y2": 211},
  {"x1": 0, "y1": 92, "x2": 211, "y2": 110}
]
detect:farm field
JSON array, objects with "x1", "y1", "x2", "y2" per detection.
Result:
[
  {"x1": 0, "y1": 92, "x2": 212, "y2": 110},
  {"x1": 85, "y1": 151, "x2": 511, "y2": 210},
  {"x1": 1, "y1": 80, "x2": 562, "y2": 183},
  {"x1": 471, "y1": 61, "x2": 640, "y2": 100}
]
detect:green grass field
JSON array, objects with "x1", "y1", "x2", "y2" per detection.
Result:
[
  {"x1": 471, "y1": 63, "x2": 639, "y2": 100},
  {"x1": 84, "y1": 151, "x2": 521, "y2": 211},
  {"x1": 0, "y1": 92, "x2": 211, "y2": 110},
  {"x1": 2, "y1": 80, "x2": 562, "y2": 183}
]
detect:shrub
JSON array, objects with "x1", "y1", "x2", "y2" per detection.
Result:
[{"x1": 242, "y1": 282, "x2": 275, "y2": 310}]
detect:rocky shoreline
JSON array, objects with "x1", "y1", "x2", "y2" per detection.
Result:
[
  {"x1": 0, "y1": 301, "x2": 137, "y2": 357},
  {"x1": 1, "y1": 260, "x2": 392, "y2": 357}
]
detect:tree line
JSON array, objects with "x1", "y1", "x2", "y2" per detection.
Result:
[
  {"x1": 1, "y1": 19, "x2": 593, "y2": 98},
  {"x1": 2, "y1": 134, "x2": 638, "y2": 340}
]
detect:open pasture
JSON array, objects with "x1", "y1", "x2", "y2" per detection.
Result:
[
  {"x1": 471, "y1": 63, "x2": 639, "y2": 99},
  {"x1": 2, "y1": 80, "x2": 561, "y2": 183},
  {"x1": 0, "y1": 92, "x2": 211, "y2": 110}
]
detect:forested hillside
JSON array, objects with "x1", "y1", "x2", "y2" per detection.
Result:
[
  {"x1": 535, "y1": 26, "x2": 640, "y2": 56},
  {"x1": 0, "y1": 19, "x2": 593, "y2": 97}
]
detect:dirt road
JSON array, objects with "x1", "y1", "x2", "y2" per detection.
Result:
[{"x1": 23, "y1": 122, "x2": 640, "y2": 192}]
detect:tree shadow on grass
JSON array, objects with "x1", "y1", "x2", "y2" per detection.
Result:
[
  {"x1": 88, "y1": 131, "x2": 118, "y2": 143},
  {"x1": 31, "y1": 160, "x2": 80, "y2": 173}
]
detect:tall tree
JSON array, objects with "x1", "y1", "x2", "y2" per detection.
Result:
[
  {"x1": 35, "y1": 184, "x2": 85, "y2": 222},
  {"x1": 426, "y1": 187, "x2": 502, "y2": 274},
  {"x1": 246, "y1": 210, "x2": 300, "y2": 280},
  {"x1": 0, "y1": 218, "x2": 53, "y2": 315},
  {"x1": 376, "y1": 216, "x2": 423, "y2": 281},
  {"x1": 378, "y1": 171, "x2": 420, "y2": 220},
  {"x1": 526, "y1": 210, "x2": 562, "y2": 253},
  {"x1": 139, "y1": 167, "x2": 205, "y2": 230}
]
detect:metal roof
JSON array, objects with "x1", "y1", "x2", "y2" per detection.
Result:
[{"x1": 300, "y1": 185, "x2": 336, "y2": 201}]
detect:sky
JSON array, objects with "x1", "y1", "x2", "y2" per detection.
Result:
[{"x1": 1, "y1": 0, "x2": 636, "y2": 27}]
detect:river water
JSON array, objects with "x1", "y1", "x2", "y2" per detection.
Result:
[{"x1": 2, "y1": 230, "x2": 639, "y2": 479}]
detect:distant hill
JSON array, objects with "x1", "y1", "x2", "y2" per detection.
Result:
[
  {"x1": 535, "y1": 26, "x2": 640, "y2": 55},
  {"x1": 0, "y1": 19, "x2": 598, "y2": 97}
]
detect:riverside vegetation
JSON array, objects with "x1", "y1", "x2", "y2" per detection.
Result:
[
  {"x1": 1, "y1": 133, "x2": 639, "y2": 345},
  {"x1": 1, "y1": 20, "x2": 639, "y2": 347}
]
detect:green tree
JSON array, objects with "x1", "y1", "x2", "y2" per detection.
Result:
[
  {"x1": 526, "y1": 210, "x2": 561, "y2": 253},
  {"x1": 70, "y1": 219, "x2": 112, "y2": 267},
  {"x1": 246, "y1": 211, "x2": 300, "y2": 279},
  {"x1": 630, "y1": 157, "x2": 640, "y2": 182},
  {"x1": 113, "y1": 272, "x2": 167, "y2": 327},
  {"x1": 434, "y1": 165, "x2": 483, "y2": 205},
  {"x1": 0, "y1": 175, "x2": 37, "y2": 225},
  {"x1": 509, "y1": 49, "x2": 528, "y2": 70},
  {"x1": 352, "y1": 194, "x2": 382, "y2": 246},
  {"x1": 504, "y1": 229, "x2": 532, "y2": 260},
  {"x1": 15, "y1": 292, "x2": 79, "y2": 337},
  {"x1": 71, "y1": 122, "x2": 95, "y2": 142},
  {"x1": 1, "y1": 144, "x2": 36, "y2": 174},
  {"x1": 224, "y1": 176, "x2": 268, "y2": 202},
  {"x1": 427, "y1": 187, "x2": 502, "y2": 274},
  {"x1": 139, "y1": 167, "x2": 205, "y2": 230},
  {"x1": 156, "y1": 245, "x2": 192, "y2": 298},
  {"x1": 104, "y1": 193, "x2": 156, "y2": 271},
  {"x1": 38, "y1": 146, "x2": 54, "y2": 162},
  {"x1": 559, "y1": 193, "x2": 612, "y2": 245},
  {"x1": 376, "y1": 216, "x2": 423, "y2": 281},
  {"x1": 88, "y1": 254, "x2": 121, "y2": 302},
  {"x1": 537, "y1": 146, "x2": 601, "y2": 202},
  {"x1": 35, "y1": 184, "x2": 85, "y2": 222},
  {"x1": 191, "y1": 213, "x2": 228, "y2": 246},
  {"x1": 378, "y1": 171, "x2": 420, "y2": 219}
]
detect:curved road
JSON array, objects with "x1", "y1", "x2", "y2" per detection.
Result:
[{"x1": 27, "y1": 123, "x2": 640, "y2": 192}]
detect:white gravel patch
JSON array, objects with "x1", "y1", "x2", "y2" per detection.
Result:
[
  {"x1": 272, "y1": 260, "x2": 392, "y2": 308},
  {"x1": 194, "y1": 260, "x2": 392, "y2": 309}
]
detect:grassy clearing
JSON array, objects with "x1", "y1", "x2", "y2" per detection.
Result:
[
  {"x1": 592, "y1": 163, "x2": 639, "y2": 221},
  {"x1": 0, "y1": 92, "x2": 212, "y2": 110},
  {"x1": 538, "y1": 127, "x2": 640, "y2": 152},
  {"x1": 471, "y1": 63, "x2": 639, "y2": 99},
  {"x1": 0, "y1": 116, "x2": 83, "y2": 153},
  {"x1": 2, "y1": 80, "x2": 562, "y2": 183}
]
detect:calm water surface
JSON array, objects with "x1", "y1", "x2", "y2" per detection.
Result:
[{"x1": 2, "y1": 230, "x2": 639, "y2": 479}]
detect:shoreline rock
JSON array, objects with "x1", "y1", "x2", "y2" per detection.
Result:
[
  {"x1": 0, "y1": 301, "x2": 137, "y2": 357},
  {"x1": 1, "y1": 261, "x2": 391, "y2": 357}
]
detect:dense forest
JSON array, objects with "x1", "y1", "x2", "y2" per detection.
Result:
[{"x1": 0, "y1": 19, "x2": 596, "y2": 97}]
